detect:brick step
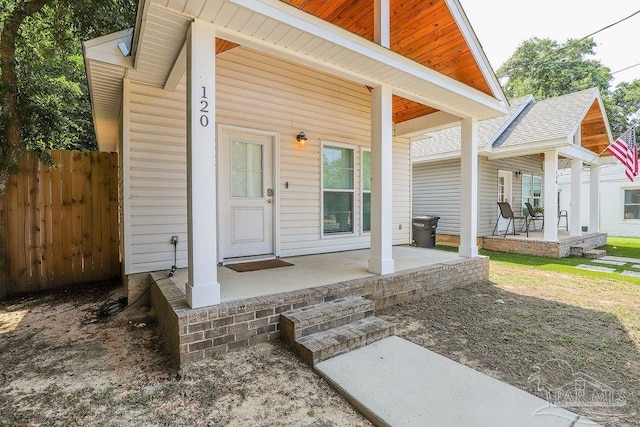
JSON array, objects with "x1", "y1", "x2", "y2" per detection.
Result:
[
  {"x1": 280, "y1": 296, "x2": 375, "y2": 348},
  {"x1": 296, "y1": 316, "x2": 395, "y2": 366},
  {"x1": 570, "y1": 243, "x2": 593, "y2": 257},
  {"x1": 584, "y1": 249, "x2": 606, "y2": 259}
]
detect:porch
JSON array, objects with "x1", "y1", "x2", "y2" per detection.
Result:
[
  {"x1": 482, "y1": 230, "x2": 607, "y2": 258},
  {"x1": 149, "y1": 246, "x2": 489, "y2": 365}
]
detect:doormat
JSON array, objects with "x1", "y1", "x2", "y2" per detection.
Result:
[{"x1": 226, "y1": 259, "x2": 294, "y2": 273}]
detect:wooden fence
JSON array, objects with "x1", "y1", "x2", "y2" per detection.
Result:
[{"x1": 0, "y1": 150, "x2": 120, "y2": 296}]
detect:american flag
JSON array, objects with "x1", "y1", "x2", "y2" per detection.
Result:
[{"x1": 607, "y1": 128, "x2": 638, "y2": 182}]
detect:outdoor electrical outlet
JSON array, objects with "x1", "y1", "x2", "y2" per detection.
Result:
[{"x1": 171, "y1": 236, "x2": 178, "y2": 244}]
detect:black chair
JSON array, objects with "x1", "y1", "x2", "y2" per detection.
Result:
[
  {"x1": 492, "y1": 202, "x2": 526, "y2": 237},
  {"x1": 558, "y1": 210, "x2": 568, "y2": 230},
  {"x1": 523, "y1": 202, "x2": 544, "y2": 232}
]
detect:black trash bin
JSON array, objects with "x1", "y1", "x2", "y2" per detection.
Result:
[{"x1": 412, "y1": 216, "x2": 440, "y2": 248}]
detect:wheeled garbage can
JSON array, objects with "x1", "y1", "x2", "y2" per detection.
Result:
[{"x1": 412, "y1": 216, "x2": 440, "y2": 248}]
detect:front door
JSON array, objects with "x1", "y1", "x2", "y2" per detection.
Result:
[
  {"x1": 497, "y1": 170, "x2": 513, "y2": 233},
  {"x1": 219, "y1": 129, "x2": 274, "y2": 260}
]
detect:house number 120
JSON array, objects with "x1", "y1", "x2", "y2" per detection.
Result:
[{"x1": 199, "y1": 86, "x2": 209, "y2": 127}]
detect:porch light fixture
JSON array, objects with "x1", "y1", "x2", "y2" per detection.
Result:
[
  {"x1": 515, "y1": 170, "x2": 522, "y2": 177},
  {"x1": 296, "y1": 132, "x2": 308, "y2": 144}
]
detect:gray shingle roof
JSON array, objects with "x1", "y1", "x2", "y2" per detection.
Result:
[
  {"x1": 411, "y1": 96, "x2": 531, "y2": 159},
  {"x1": 493, "y1": 88, "x2": 599, "y2": 148},
  {"x1": 411, "y1": 87, "x2": 601, "y2": 160}
]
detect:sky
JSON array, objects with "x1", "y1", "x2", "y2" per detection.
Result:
[{"x1": 459, "y1": 0, "x2": 640, "y2": 87}]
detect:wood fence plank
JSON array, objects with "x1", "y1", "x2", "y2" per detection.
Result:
[
  {"x1": 42, "y1": 154, "x2": 53, "y2": 288},
  {"x1": 50, "y1": 151, "x2": 65, "y2": 287},
  {"x1": 97, "y1": 153, "x2": 109, "y2": 281},
  {"x1": 91, "y1": 153, "x2": 104, "y2": 281},
  {"x1": 15, "y1": 155, "x2": 28, "y2": 291},
  {"x1": 30, "y1": 154, "x2": 45, "y2": 290},
  {"x1": 61, "y1": 151, "x2": 75, "y2": 285},
  {"x1": 81, "y1": 153, "x2": 93, "y2": 282},
  {"x1": 71, "y1": 151, "x2": 84, "y2": 284},
  {"x1": 0, "y1": 185, "x2": 6, "y2": 295},
  {"x1": 109, "y1": 153, "x2": 120, "y2": 277},
  {"x1": 5, "y1": 165, "x2": 19, "y2": 293}
]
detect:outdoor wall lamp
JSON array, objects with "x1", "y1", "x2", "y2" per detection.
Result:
[
  {"x1": 296, "y1": 132, "x2": 308, "y2": 144},
  {"x1": 515, "y1": 170, "x2": 522, "y2": 177}
]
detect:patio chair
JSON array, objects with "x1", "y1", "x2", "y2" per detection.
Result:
[
  {"x1": 523, "y1": 202, "x2": 544, "y2": 232},
  {"x1": 558, "y1": 209, "x2": 568, "y2": 230},
  {"x1": 492, "y1": 201, "x2": 527, "y2": 237}
]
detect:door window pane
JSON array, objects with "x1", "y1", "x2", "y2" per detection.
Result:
[{"x1": 232, "y1": 140, "x2": 263, "y2": 198}]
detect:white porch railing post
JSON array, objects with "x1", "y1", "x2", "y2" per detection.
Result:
[
  {"x1": 543, "y1": 150, "x2": 559, "y2": 242},
  {"x1": 186, "y1": 19, "x2": 220, "y2": 308},
  {"x1": 570, "y1": 158, "x2": 583, "y2": 236},
  {"x1": 368, "y1": 84, "x2": 394, "y2": 275},
  {"x1": 589, "y1": 165, "x2": 600, "y2": 232},
  {"x1": 459, "y1": 117, "x2": 478, "y2": 258}
]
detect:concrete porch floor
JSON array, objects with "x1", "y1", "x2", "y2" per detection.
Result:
[{"x1": 170, "y1": 246, "x2": 461, "y2": 302}]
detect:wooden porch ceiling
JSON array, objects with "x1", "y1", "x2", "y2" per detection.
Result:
[
  {"x1": 217, "y1": 0, "x2": 494, "y2": 125},
  {"x1": 581, "y1": 100, "x2": 611, "y2": 156}
]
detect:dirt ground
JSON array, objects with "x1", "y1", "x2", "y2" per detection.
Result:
[{"x1": 1, "y1": 263, "x2": 639, "y2": 426}]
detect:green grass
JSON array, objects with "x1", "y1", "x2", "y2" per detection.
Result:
[
  {"x1": 435, "y1": 237, "x2": 640, "y2": 285},
  {"x1": 599, "y1": 236, "x2": 640, "y2": 258}
]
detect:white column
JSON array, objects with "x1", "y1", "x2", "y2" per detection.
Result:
[
  {"x1": 570, "y1": 158, "x2": 582, "y2": 236},
  {"x1": 368, "y1": 84, "x2": 394, "y2": 275},
  {"x1": 459, "y1": 117, "x2": 478, "y2": 258},
  {"x1": 186, "y1": 19, "x2": 220, "y2": 308},
  {"x1": 374, "y1": 0, "x2": 390, "y2": 47},
  {"x1": 543, "y1": 150, "x2": 558, "y2": 242},
  {"x1": 589, "y1": 165, "x2": 600, "y2": 232}
]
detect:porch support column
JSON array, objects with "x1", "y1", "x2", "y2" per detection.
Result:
[
  {"x1": 589, "y1": 165, "x2": 601, "y2": 232},
  {"x1": 543, "y1": 150, "x2": 559, "y2": 242},
  {"x1": 368, "y1": 84, "x2": 394, "y2": 275},
  {"x1": 570, "y1": 158, "x2": 583, "y2": 236},
  {"x1": 186, "y1": 19, "x2": 220, "y2": 308},
  {"x1": 459, "y1": 116, "x2": 478, "y2": 258},
  {"x1": 374, "y1": 0, "x2": 390, "y2": 47}
]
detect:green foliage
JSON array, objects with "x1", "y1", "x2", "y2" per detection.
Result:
[
  {"x1": 498, "y1": 37, "x2": 612, "y2": 100},
  {"x1": 0, "y1": 0, "x2": 136, "y2": 157},
  {"x1": 497, "y1": 37, "x2": 640, "y2": 137}
]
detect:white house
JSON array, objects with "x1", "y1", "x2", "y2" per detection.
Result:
[
  {"x1": 558, "y1": 163, "x2": 640, "y2": 237},
  {"x1": 412, "y1": 88, "x2": 614, "y2": 248},
  {"x1": 83, "y1": 0, "x2": 511, "y2": 311}
]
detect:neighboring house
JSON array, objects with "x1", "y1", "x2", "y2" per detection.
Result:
[
  {"x1": 82, "y1": 0, "x2": 509, "y2": 309},
  {"x1": 412, "y1": 88, "x2": 614, "y2": 245},
  {"x1": 558, "y1": 163, "x2": 640, "y2": 237}
]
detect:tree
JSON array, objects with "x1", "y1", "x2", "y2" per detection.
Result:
[
  {"x1": 0, "y1": 0, "x2": 136, "y2": 195},
  {"x1": 498, "y1": 37, "x2": 640, "y2": 139},
  {"x1": 497, "y1": 37, "x2": 612, "y2": 100}
]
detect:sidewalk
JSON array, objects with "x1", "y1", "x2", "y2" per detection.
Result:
[{"x1": 315, "y1": 336, "x2": 598, "y2": 426}]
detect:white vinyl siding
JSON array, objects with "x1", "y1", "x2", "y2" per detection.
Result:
[
  {"x1": 412, "y1": 155, "x2": 543, "y2": 238},
  {"x1": 123, "y1": 47, "x2": 411, "y2": 274}
]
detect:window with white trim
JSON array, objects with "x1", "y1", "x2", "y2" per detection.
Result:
[
  {"x1": 624, "y1": 189, "x2": 640, "y2": 219},
  {"x1": 322, "y1": 144, "x2": 354, "y2": 234},
  {"x1": 522, "y1": 174, "x2": 542, "y2": 209},
  {"x1": 362, "y1": 150, "x2": 371, "y2": 232}
]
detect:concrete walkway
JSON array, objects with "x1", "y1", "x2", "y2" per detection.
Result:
[{"x1": 315, "y1": 336, "x2": 598, "y2": 426}]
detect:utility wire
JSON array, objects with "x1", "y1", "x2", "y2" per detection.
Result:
[
  {"x1": 612, "y1": 62, "x2": 640, "y2": 75},
  {"x1": 498, "y1": 9, "x2": 640, "y2": 79}
]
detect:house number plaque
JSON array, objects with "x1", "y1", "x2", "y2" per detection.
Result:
[{"x1": 199, "y1": 86, "x2": 209, "y2": 127}]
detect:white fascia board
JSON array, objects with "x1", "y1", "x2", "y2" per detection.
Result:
[
  {"x1": 83, "y1": 28, "x2": 134, "y2": 68},
  {"x1": 483, "y1": 95, "x2": 534, "y2": 152},
  {"x1": 396, "y1": 111, "x2": 462, "y2": 137},
  {"x1": 165, "y1": 42, "x2": 186, "y2": 90},
  {"x1": 445, "y1": 0, "x2": 508, "y2": 106},
  {"x1": 557, "y1": 145, "x2": 603, "y2": 165},
  {"x1": 220, "y1": 0, "x2": 508, "y2": 119},
  {"x1": 487, "y1": 138, "x2": 568, "y2": 159},
  {"x1": 412, "y1": 151, "x2": 461, "y2": 164}
]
